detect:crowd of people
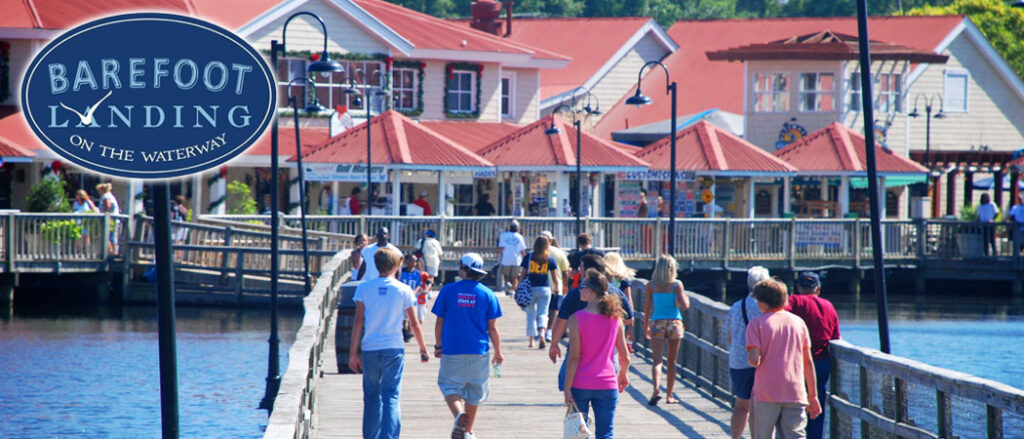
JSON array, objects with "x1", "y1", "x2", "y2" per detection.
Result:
[{"x1": 346, "y1": 222, "x2": 841, "y2": 439}]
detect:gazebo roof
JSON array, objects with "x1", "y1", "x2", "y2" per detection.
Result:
[
  {"x1": 635, "y1": 120, "x2": 795, "y2": 176},
  {"x1": 296, "y1": 110, "x2": 493, "y2": 170},
  {"x1": 476, "y1": 114, "x2": 649, "y2": 172},
  {"x1": 773, "y1": 122, "x2": 928, "y2": 175},
  {"x1": 706, "y1": 29, "x2": 949, "y2": 63}
]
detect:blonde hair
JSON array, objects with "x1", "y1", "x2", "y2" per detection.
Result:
[
  {"x1": 603, "y1": 252, "x2": 634, "y2": 281},
  {"x1": 373, "y1": 247, "x2": 403, "y2": 275},
  {"x1": 96, "y1": 182, "x2": 112, "y2": 193},
  {"x1": 651, "y1": 255, "x2": 678, "y2": 288},
  {"x1": 75, "y1": 189, "x2": 90, "y2": 201}
]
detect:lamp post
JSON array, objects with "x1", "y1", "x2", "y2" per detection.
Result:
[
  {"x1": 545, "y1": 90, "x2": 601, "y2": 237},
  {"x1": 287, "y1": 77, "x2": 330, "y2": 295},
  {"x1": 908, "y1": 94, "x2": 946, "y2": 218},
  {"x1": 351, "y1": 69, "x2": 389, "y2": 218},
  {"x1": 262, "y1": 11, "x2": 344, "y2": 411},
  {"x1": 627, "y1": 62, "x2": 677, "y2": 255}
]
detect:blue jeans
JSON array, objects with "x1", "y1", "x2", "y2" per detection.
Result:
[
  {"x1": 808, "y1": 357, "x2": 830, "y2": 439},
  {"x1": 361, "y1": 348, "x2": 405, "y2": 439},
  {"x1": 571, "y1": 388, "x2": 618, "y2": 439},
  {"x1": 525, "y1": 286, "x2": 552, "y2": 338}
]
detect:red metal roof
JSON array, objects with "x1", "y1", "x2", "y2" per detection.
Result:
[
  {"x1": 245, "y1": 126, "x2": 331, "y2": 158},
  {"x1": 354, "y1": 0, "x2": 568, "y2": 60},
  {"x1": 461, "y1": 17, "x2": 654, "y2": 100},
  {"x1": 594, "y1": 15, "x2": 965, "y2": 139},
  {"x1": 1, "y1": 0, "x2": 195, "y2": 29},
  {"x1": 635, "y1": 120, "x2": 794, "y2": 174},
  {"x1": 476, "y1": 114, "x2": 648, "y2": 170},
  {"x1": 0, "y1": 113, "x2": 47, "y2": 151},
  {"x1": 417, "y1": 120, "x2": 522, "y2": 153},
  {"x1": 773, "y1": 122, "x2": 927, "y2": 175},
  {"x1": 0, "y1": 136, "x2": 35, "y2": 159},
  {"x1": 297, "y1": 110, "x2": 492, "y2": 168},
  {"x1": 706, "y1": 30, "x2": 948, "y2": 63}
]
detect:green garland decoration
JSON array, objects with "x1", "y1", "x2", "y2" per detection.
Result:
[
  {"x1": 0, "y1": 42, "x2": 9, "y2": 102},
  {"x1": 208, "y1": 196, "x2": 225, "y2": 212},
  {"x1": 444, "y1": 62, "x2": 483, "y2": 119},
  {"x1": 265, "y1": 50, "x2": 389, "y2": 63},
  {"x1": 392, "y1": 60, "x2": 425, "y2": 117}
]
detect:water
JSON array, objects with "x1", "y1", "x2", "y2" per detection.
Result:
[{"x1": 0, "y1": 305, "x2": 303, "y2": 438}]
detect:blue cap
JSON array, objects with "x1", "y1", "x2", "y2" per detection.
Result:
[
  {"x1": 424, "y1": 229, "x2": 436, "y2": 238},
  {"x1": 797, "y1": 271, "x2": 820, "y2": 290}
]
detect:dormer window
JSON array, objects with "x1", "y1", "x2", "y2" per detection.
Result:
[
  {"x1": 799, "y1": 73, "x2": 834, "y2": 112},
  {"x1": 753, "y1": 73, "x2": 789, "y2": 112}
]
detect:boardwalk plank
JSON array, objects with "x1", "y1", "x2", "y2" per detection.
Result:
[{"x1": 315, "y1": 295, "x2": 733, "y2": 438}]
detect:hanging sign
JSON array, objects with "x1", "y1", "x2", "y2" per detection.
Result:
[
  {"x1": 20, "y1": 13, "x2": 276, "y2": 179},
  {"x1": 774, "y1": 119, "x2": 807, "y2": 150},
  {"x1": 304, "y1": 163, "x2": 387, "y2": 182}
]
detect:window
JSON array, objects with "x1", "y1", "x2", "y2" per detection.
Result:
[
  {"x1": 276, "y1": 58, "x2": 384, "y2": 112},
  {"x1": 753, "y1": 73, "x2": 789, "y2": 112},
  {"x1": 392, "y1": 68, "x2": 417, "y2": 111},
  {"x1": 878, "y1": 73, "x2": 902, "y2": 113},
  {"x1": 943, "y1": 69, "x2": 968, "y2": 113},
  {"x1": 799, "y1": 73, "x2": 834, "y2": 112},
  {"x1": 447, "y1": 70, "x2": 476, "y2": 114},
  {"x1": 501, "y1": 75, "x2": 514, "y2": 118},
  {"x1": 849, "y1": 72, "x2": 862, "y2": 112}
]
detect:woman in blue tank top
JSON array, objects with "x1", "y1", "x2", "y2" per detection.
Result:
[{"x1": 643, "y1": 255, "x2": 690, "y2": 405}]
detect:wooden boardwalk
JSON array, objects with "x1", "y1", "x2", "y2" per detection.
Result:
[{"x1": 313, "y1": 294, "x2": 734, "y2": 438}]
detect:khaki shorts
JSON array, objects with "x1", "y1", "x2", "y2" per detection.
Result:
[
  {"x1": 752, "y1": 400, "x2": 807, "y2": 439},
  {"x1": 651, "y1": 319, "x2": 684, "y2": 340},
  {"x1": 500, "y1": 265, "x2": 521, "y2": 282}
]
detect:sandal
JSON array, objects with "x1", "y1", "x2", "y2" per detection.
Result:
[
  {"x1": 647, "y1": 394, "x2": 662, "y2": 406},
  {"x1": 451, "y1": 413, "x2": 467, "y2": 439}
]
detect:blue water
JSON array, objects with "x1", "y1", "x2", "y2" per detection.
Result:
[{"x1": 0, "y1": 306, "x2": 303, "y2": 438}]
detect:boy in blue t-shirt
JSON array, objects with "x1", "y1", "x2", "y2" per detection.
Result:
[
  {"x1": 432, "y1": 253, "x2": 504, "y2": 439},
  {"x1": 399, "y1": 254, "x2": 428, "y2": 324}
]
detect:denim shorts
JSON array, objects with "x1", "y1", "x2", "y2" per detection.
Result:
[
  {"x1": 438, "y1": 354, "x2": 490, "y2": 405},
  {"x1": 730, "y1": 367, "x2": 756, "y2": 400}
]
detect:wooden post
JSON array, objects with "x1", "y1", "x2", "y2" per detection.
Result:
[
  {"x1": 101, "y1": 213, "x2": 111, "y2": 260},
  {"x1": 234, "y1": 250, "x2": 245, "y2": 306},
  {"x1": 894, "y1": 378, "x2": 908, "y2": 425},
  {"x1": 994, "y1": 170, "x2": 1004, "y2": 208},
  {"x1": 722, "y1": 218, "x2": 731, "y2": 269},
  {"x1": 937, "y1": 390, "x2": 952, "y2": 438},
  {"x1": 788, "y1": 217, "x2": 797, "y2": 270},
  {"x1": 946, "y1": 170, "x2": 958, "y2": 216},
  {"x1": 6, "y1": 213, "x2": 15, "y2": 273},
  {"x1": 859, "y1": 365, "x2": 870, "y2": 439},
  {"x1": 654, "y1": 218, "x2": 663, "y2": 259},
  {"x1": 987, "y1": 405, "x2": 1002, "y2": 439},
  {"x1": 964, "y1": 171, "x2": 974, "y2": 207},
  {"x1": 829, "y1": 356, "x2": 840, "y2": 439}
]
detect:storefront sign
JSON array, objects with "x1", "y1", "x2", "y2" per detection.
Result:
[
  {"x1": 618, "y1": 180, "x2": 642, "y2": 217},
  {"x1": 619, "y1": 170, "x2": 697, "y2": 182},
  {"x1": 304, "y1": 163, "x2": 387, "y2": 182},
  {"x1": 474, "y1": 169, "x2": 497, "y2": 179},
  {"x1": 21, "y1": 13, "x2": 276, "y2": 179}
]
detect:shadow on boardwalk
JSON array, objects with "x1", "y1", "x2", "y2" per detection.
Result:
[{"x1": 314, "y1": 295, "x2": 733, "y2": 438}]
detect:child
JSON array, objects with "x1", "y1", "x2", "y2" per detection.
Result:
[
  {"x1": 416, "y1": 256, "x2": 435, "y2": 300},
  {"x1": 745, "y1": 279, "x2": 821, "y2": 439},
  {"x1": 400, "y1": 254, "x2": 428, "y2": 324}
]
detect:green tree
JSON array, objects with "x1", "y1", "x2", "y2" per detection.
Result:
[
  {"x1": 907, "y1": 0, "x2": 1024, "y2": 80},
  {"x1": 26, "y1": 178, "x2": 71, "y2": 213},
  {"x1": 226, "y1": 180, "x2": 258, "y2": 215}
]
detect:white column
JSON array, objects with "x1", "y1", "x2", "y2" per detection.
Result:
[
  {"x1": 129, "y1": 179, "x2": 145, "y2": 217},
  {"x1": 192, "y1": 173, "x2": 204, "y2": 215},
  {"x1": 331, "y1": 181, "x2": 340, "y2": 215},
  {"x1": 594, "y1": 173, "x2": 604, "y2": 218},
  {"x1": 783, "y1": 177, "x2": 792, "y2": 215},
  {"x1": 557, "y1": 172, "x2": 571, "y2": 218},
  {"x1": 438, "y1": 171, "x2": 448, "y2": 217},
  {"x1": 878, "y1": 176, "x2": 887, "y2": 218},
  {"x1": 747, "y1": 179, "x2": 756, "y2": 218},
  {"x1": 288, "y1": 167, "x2": 301, "y2": 215},
  {"x1": 839, "y1": 176, "x2": 850, "y2": 217},
  {"x1": 391, "y1": 170, "x2": 401, "y2": 216}
]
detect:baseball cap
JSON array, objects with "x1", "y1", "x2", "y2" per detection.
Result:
[
  {"x1": 424, "y1": 229, "x2": 436, "y2": 238},
  {"x1": 419, "y1": 190, "x2": 428, "y2": 197},
  {"x1": 375, "y1": 227, "x2": 389, "y2": 238},
  {"x1": 460, "y1": 253, "x2": 488, "y2": 275},
  {"x1": 540, "y1": 230, "x2": 554, "y2": 240},
  {"x1": 797, "y1": 271, "x2": 820, "y2": 289}
]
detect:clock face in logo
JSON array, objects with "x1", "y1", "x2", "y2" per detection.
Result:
[
  {"x1": 775, "y1": 120, "x2": 807, "y2": 150},
  {"x1": 21, "y1": 13, "x2": 276, "y2": 180}
]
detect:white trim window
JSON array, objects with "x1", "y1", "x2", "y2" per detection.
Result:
[
  {"x1": 753, "y1": 73, "x2": 789, "y2": 112},
  {"x1": 277, "y1": 58, "x2": 384, "y2": 112},
  {"x1": 501, "y1": 73, "x2": 515, "y2": 118},
  {"x1": 799, "y1": 72, "x2": 835, "y2": 112},
  {"x1": 877, "y1": 73, "x2": 902, "y2": 113},
  {"x1": 392, "y1": 67, "x2": 417, "y2": 111},
  {"x1": 943, "y1": 69, "x2": 969, "y2": 113},
  {"x1": 849, "y1": 72, "x2": 862, "y2": 112},
  {"x1": 447, "y1": 70, "x2": 476, "y2": 114}
]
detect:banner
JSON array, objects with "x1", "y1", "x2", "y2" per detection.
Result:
[{"x1": 304, "y1": 163, "x2": 387, "y2": 182}]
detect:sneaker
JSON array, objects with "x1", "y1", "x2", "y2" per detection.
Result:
[
  {"x1": 464, "y1": 433, "x2": 477, "y2": 439},
  {"x1": 544, "y1": 330, "x2": 553, "y2": 343},
  {"x1": 451, "y1": 413, "x2": 467, "y2": 439},
  {"x1": 538, "y1": 338, "x2": 545, "y2": 349}
]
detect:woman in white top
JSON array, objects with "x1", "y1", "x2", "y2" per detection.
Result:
[
  {"x1": 96, "y1": 183, "x2": 120, "y2": 254},
  {"x1": 415, "y1": 229, "x2": 443, "y2": 278},
  {"x1": 977, "y1": 193, "x2": 1000, "y2": 256}
]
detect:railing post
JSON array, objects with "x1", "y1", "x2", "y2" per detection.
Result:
[
  {"x1": 788, "y1": 217, "x2": 797, "y2": 270},
  {"x1": 916, "y1": 218, "x2": 927, "y2": 265},
  {"x1": 987, "y1": 405, "x2": 1003, "y2": 439},
  {"x1": 937, "y1": 390, "x2": 952, "y2": 439},
  {"x1": 101, "y1": 213, "x2": 111, "y2": 260},
  {"x1": 722, "y1": 219, "x2": 731, "y2": 269},
  {"x1": 5, "y1": 213, "x2": 14, "y2": 272},
  {"x1": 894, "y1": 377, "x2": 908, "y2": 426},
  {"x1": 854, "y1": 219, "x2": 862, "y2": 270},
  {"x1": 438, "y1": 215, "x2": 447, "y2": 246},
  {"x1": 235, "y1": 250, "x2": 245, "y2": 306},
  {"x1": 359, "y1": 216, "x2": 367, "y2": 236},
  {"x1": 859, "y1": 365, "x2": 870, "y2": 439},
  {"x1": 654, "y1": 218, "x2": 663, "y2": 259},
  {"x1": 830, "y1": 356, "x2": 840, "y2": 439}
]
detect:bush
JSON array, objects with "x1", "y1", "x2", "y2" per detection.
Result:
[
  {"x1": 227, "y1": 180, "x2": 258, "y2": 215},
  {"x1": 959, "y1": 204, "x2": 979, "y2": 222},
  {"x1": 40, "y1": 219, "x2": 82, "y2": 242},
  {"x1": 26, "y1": 178, "x2": 71, "y2": 213}
]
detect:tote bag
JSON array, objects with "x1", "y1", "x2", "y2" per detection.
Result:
[
  {"x1": 514, "y1": 277, "x2": 533, "y2": 308},
  {"x1": 563, "y1": 401, "x2": 593, "y2": 439}
]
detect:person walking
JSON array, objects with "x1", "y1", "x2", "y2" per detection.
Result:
[
  {"x1": 785, "y1": 272, "x2": 840, "y2": 439},
  {"x1": 519, "y1": 236, "x2": 561, "y2": 349},
  {"x1": 416, "y1": 229, "x2": 443, "y2": 279},
  {"x1": 1009, "y1": 192, "x2": 1024, "y2": 252},
  {"x1": 72, "y1": 189, "x2": 99, "y2": 214},
  {"x1": 977, "y1": 193, "x2": 1000, "y2": 256},
  {"x1": 643, "y1": 254, "x2": 689, "y2": 405},
  {"x1": 349, "y1": 234, "x2": 368, "y2": 281},
  {"x1": 171, "y1": 195, "x2": 189, "y2": 244},
  {"x1": 96, "y1": 183, "x2": 120, "y2": 254},
  {"x1": 348, "y1": 248, "x2": 429, "y2": 439},
  {"x1": 563, "y1": 269, "x2": 630, "y2": 439},
  {"x1": 603, "y1": 252, "x2": 636, "y2": 345},
  {"x1": 541, "y1": 231, "x2": 570, "y2": 343},
  {"x1": 746, "y1": 279, "x2": 821, "y2": 439},
  {"x1": 474, "y1": 193, "x2": 495, "y2": 216},
  {"x1": 637, "y1": 189, "x2": 649, "y2": 219},
  {"x1": 400, "y1": 254, "x2": 428, "y2": 324},
  {"x1": 498, "y1": 220, "x2": 527, "y2": 295},
  {"x1": 432, "y1": 253, "x2": 504, "y2": 439},
  {"x1": 358, "y1": 227, "x2": 401, "y2": 281},
  {"x1": 725, "y1": 266, "x2": 771, "y2": 439},
  {"x1": 568, "y1": 233, "x2": 604, "y2": 290}
]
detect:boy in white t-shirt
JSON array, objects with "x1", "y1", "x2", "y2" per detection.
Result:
[
  {"x1": 498, "y1": 220, "x2": 527, "y2": 295},
  {"x1": 349, "y1": 248, "x2": 429, "y2": 439}
]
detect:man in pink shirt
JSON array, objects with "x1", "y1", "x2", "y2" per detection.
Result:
[{"x1": 746, "y1": 279, "x2": 821, "y2": 439}]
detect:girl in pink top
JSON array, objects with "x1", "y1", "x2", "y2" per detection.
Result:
[{"x1": 564, "y1": 269, "x2": 630, "y2": 439}]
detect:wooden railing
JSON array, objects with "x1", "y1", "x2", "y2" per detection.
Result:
[{"x1": 264, "y1": 252, "x2": 351, "y2": 439}]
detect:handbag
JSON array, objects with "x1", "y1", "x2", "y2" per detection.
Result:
[
  {"x1": 563, "y1": 401, "x2": 593, "y2": 439},
  {"x1": 514, "y1": 277, "x2": 533, "y2": 308}
]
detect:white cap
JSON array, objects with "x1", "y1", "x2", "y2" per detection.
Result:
[
  {"x1": 540, "y1": 230, "x2": 554, "y2": 240},
  {"x1": 460, "y1": 253, "x2": 488, "y2": 275},
  {"x1": 420, "y1": 190, "x2": 428, "y2": 197}
]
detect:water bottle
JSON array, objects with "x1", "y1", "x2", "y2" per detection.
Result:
[{"x1": 493, "y1": 362, "x2": 502, "y2": 378}]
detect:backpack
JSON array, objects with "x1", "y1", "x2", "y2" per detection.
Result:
[{"x1": 514, "y1": 277, "x2": 533, "y2": 308}]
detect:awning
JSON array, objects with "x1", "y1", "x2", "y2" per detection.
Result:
[{"x1": 850, "y1": 175, "x2": 927, "y2": 189}]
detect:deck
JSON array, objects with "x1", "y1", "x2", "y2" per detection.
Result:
[{"x1": 313, "y1": 294, "x2": 734, "y2": 438}]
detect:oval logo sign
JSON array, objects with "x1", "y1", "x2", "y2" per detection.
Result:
[{"x1": 21, "y1": 13, "x2": 276, "y2": 179}]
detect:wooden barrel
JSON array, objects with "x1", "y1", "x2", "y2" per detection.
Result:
[{"x1": 334, "y1": 280, "x2": 361, "y2": 374}]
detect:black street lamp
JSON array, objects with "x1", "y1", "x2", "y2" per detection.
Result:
[
  {"x1": 350, "y1": 69, "x2": 389, "y2": 218},
  {"x1": 262, "y1": 11, "x2": 343, "y2": 411},
  {"x1": 627, "y1": 61, "x2": 677, "y2": 255},
  {"x1": 287, "y1": 77, "x2": 328, "y2": 296},
  {"x1": 545, "y1": 89, "x2": 601, "y2": 237},
  {"x1": 908, "y1": 94, "x2": 946, "y2": 218}
]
